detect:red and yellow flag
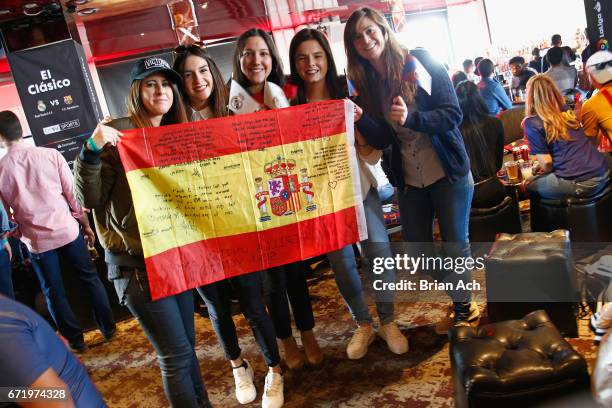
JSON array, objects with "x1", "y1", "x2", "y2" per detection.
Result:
[{"x1": 117, "y1": 100, "x2": 366, "y2": 300}]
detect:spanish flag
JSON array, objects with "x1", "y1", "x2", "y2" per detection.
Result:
[{"x1": 117, "y1": 100, "x2": 366, "y2": 300}]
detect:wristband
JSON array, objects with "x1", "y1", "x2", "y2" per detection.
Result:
[{"x1": 87, "y1": 137, "x2": 103, "y2": 153}]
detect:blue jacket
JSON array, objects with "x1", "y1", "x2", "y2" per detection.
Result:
[
  {"x1": 356, "y1": 48, "x2": 470, "y2": 187},
  {"x1": 0, "y1": 199, "x2": 11, "y2": 246},
  {"x1": 478, "y1": 77, "x2": 512, "y2": 116}
]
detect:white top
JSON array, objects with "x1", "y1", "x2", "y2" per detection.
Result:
[{"x1": 189, "y1": 106, "x2": 214, "y2": 121}]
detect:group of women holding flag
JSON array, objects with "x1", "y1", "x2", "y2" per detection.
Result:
[{"x1": 75, "y1": 6, "x2": 475, "y2": 408}]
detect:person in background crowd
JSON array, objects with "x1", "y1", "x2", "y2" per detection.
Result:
[
  {"x1": 509, "y1": 56, "x2": 537, "y2": 94},
  {"x1": 289, "y1": 27, "x2": 407, "y2": 360},
  {"x1": 74, "y1": 57, "x2": 212, "y2": 408},
  {"x1": 545, "y1": 46, "x2": 577, "y2": 94},
  {"x1": 0, "y1": 295, "x2": 106, "y2": 407},
  {"x1": 0, "y1": 111, "x2": 115, "y2": 353},
  {"x1": 474, "y1": 56, "x2": 484, "y2": 77},
  {"x1": 173, "y1": 41, "x2": 284, "y2": 408},
  {"x1": 462, "y1": 59, "x2": 478, "y2": 82},
  {"x1": 452, "y1": 70, "x2": 468, "y2": 89},
  {"x1": 455, "y1": 80, "x2": 507, "y2": 208},
  {"x1": 230, "y1": 27, "x2": 291, "y2": 408},
  {"x1": 344, "y1": 7, "x2": 480, "y2": 335},
  {"x1": 551, "y1": 33, "x2": 577, "y2": 65},
  {"x1": 582, "y1": 51, "x2": 612, "y2": 144},
  {"x1": 477, "y1": 58, "x2": 512, "y2": 115},
  {"x1": 0, "y1": 200, "x2": 13, "y2": 298},
  {"x1": 529, "y1": 47, "x2": 547, "y2": 74},
  {"x1": 523, "y1": 74, "x2": 608, "y2": 199}
]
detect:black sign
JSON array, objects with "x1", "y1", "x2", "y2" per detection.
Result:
[
  {"x1": 584, "y1": 0, "x2": 611, "y2": 52},
  {"x1": 7, "y1": 39, "x2": 102, "y2": 165}
]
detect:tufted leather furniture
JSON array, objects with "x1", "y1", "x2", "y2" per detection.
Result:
[
  {"x1": 470, "y1": 196, "x2": 522, "y2": 242},
  {"x1": 450, "y1": 310, "x2": 590, "y2": 408},
  {"x1": 485, "y1": 230, "x2": 579, "y2": 337},
  {"x1": 530, "y1": 183, "x2": 612, "y2": 242}
]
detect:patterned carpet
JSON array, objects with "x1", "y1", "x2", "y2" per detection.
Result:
[{"x1": 81, "y1": 266, "x2": 600, "y2": 408}]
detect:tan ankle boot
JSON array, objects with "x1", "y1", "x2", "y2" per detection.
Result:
[
  {"x1": 301, "y1": 330, "x2": 324, "y2": 366},
  {"x1": 281, "y1": 336, "x2": 305, "y2": 370}
]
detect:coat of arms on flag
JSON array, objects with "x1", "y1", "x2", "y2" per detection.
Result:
[{"x1": 254, "y1": 156, "x2": 316, "y2": 220}]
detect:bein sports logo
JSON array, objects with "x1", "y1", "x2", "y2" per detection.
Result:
[{"x1": 42, "y1": 119, "x2": 80, "y2": 135}]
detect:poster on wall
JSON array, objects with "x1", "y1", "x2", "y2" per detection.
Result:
[
  {"x1": 117, "y1": 100, "x2": 367, "y2": 300},
  {"x1": 584, "y1": 0, "x2": 610, "y2": 51},
  {"x1": 7, "y1": 39, "x2": 102, "y2": 165}
]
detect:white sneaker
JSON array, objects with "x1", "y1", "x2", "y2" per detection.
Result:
[
  {"x1": 346, "y1": 324, "x2": 376, "y2": 360},
  {"x1": 262, "y1": 371, "x2": 284, "y2": 408},
  {"x1": 232, "y1": 360, "x2": 256, "y2": 404},
  {"x1": 378, "y1": 322, "x2": 409, "y2": 354}
]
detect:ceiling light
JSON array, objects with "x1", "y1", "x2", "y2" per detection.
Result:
[
  {"x1": 77, "y1": 7, "x2": 98, "y2": 16},
  {"x1": 0, "y1": 9, "x2": 12, "y2": 15},
  {"x1": 140, "y1": 33, "x2": 145, "y2": 36},
  {"x1": 200, "y1": 2, "x2": 208, "y2": 9}
]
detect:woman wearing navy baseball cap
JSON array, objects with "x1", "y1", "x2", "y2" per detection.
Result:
[{"x1": 74, "y1": 57, "x2": 212, "y2": 408}]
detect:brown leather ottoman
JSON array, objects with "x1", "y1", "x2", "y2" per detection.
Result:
[{"x1": 450, "y1": 310, "x2": 589, "y2": 408}]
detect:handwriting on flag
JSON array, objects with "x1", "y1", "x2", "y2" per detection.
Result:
[{"x1": 117, "y1": 100, "x2": 366, "y2": 300}]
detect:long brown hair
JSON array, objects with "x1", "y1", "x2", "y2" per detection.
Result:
[
  {"x1": 232, "y1": 28, "x2": 285, "y2": 88},
  {"x1": 126, "y1": 73, "x2": 188, "y2": 128},
  {"x1": 289, "y1": 28, "x2": 344, "y2": 104},
  {"x1": 524, "y1": 74, "x2": 579, "y2": 143},
  {"x1": 344, "y1": 7, "x2": 416, "y2": 118},
  {"x1": 173, "y1": 47, "x2": 228, "y2": 118}
]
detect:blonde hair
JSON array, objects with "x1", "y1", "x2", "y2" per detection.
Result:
[
  {"x1": 127, "y1": 75, "x2": 188, "y2": 128},
  {"x1": 344, "y1": 7, "x2": 417, "y2": 118},
  {"x1": 524, "y1": 74, "x2": 579, "y2": 143}
]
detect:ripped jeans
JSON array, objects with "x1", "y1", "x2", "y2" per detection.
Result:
[{"x1": 527, "y1": 171, "x2": 609, "y2": 200}]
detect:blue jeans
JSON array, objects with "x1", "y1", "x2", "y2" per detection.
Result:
[
  {"x1": 0, "y1": 246, "x2": 13, "y2": 298},
  {"x1": 327, "y1": 188, "x2": 396, "y2": 325},
  {"x1": 398, "y1": 173, "x2": 474, "y2": 303},
  {"x1": 31, "y1": 233, "x2": 115, "y2": 346},
  {"x1": 197, "y1": 272, "x2": 280, "y2": 367},
  {"x1": 111, "y1": 265, "x2": 209, "y2": 408},
  {"x1": 527, "y1": 171, "x2": 609, "y2": 200}
]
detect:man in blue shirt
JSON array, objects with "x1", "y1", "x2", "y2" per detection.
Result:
[
  {"x1": 477, "y1": 58, "x2": 512, "y2": 115},
  {"x1": 0, "y1": 295, "x2": 107, "y2": 407}
]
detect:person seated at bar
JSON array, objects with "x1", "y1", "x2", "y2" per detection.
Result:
[
  {"x1": 529, "y1": 47, "x2": 547, "y2": 74},
  {"x1": 509, "y1": 56, "x2": 536, "y2": 94},
  {"x1": 455, "y1": 80, "x2": 507, "y2": 208},
  {"x1": 452, "y1": 70, "x2": 468, "y2": 89},
  {"x1": 551, "y1": 33, "x2": 577, "y2": 66},
  {"x1": 545, "y1": 46, "x2": 577, "y2": 95},
  {"x1": 0, "y1": 111, "x2": 116, "y2": 353},
  {"x1": 477, "y1": 58, "x2": 512, "y2": 115},
  {"x1": 581, "y1": 51, "x2": 612, "y2": 144},
  {"x1": 523, "y1": 75, "x2": 608, "y2": 200},
  {"x1": 0, "y1": 295, "x2": 106, "y2": 407},
  {"x1": 462, "y1": 59, "x2": 478, "y2": 83}
]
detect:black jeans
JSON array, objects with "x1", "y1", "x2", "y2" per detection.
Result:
[
  {"x1": 197, "y1": 271, "x2": 280, "y2": 367},
  {"x1": 263, "y1": 262, "x2": 315, "y2": 339}
]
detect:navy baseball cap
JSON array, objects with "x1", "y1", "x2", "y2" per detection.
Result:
[{"x1": 129, "y1": 57, "x2": 183, "y2": 85}]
